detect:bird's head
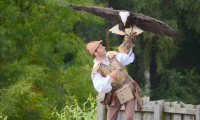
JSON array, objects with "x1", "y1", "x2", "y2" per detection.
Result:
[{"x1": 119, "y1": 11, "x2": 130, "y2": 26}]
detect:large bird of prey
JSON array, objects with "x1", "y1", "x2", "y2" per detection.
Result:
[{"x1": 62, "y1": 3, "x2": 184, "y2": 40}]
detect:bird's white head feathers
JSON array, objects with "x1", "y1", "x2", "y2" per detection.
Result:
[{"x1": 119, "y1": 11, "x2": 130, "y2": 25}]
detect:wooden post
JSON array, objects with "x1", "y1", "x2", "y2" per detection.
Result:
[
  {"x1": 142, "y1": 97, "x2": 154, "y2": 120},
  {"x1": 181, "y1": 102, "x2": 195, "y2": 120},
  {"x1": 196, "y1": 107, "x2": 200, "y2": 120},
  {"x1": 164, "y1": 102, "x2": 171, "y2": 120},
  {"x1": 154, "y1": 104, "x2": 163, "y2": 120},
  {"x1": 171, "y1": 101, "x2": 181, "y2": 120},
  {"x1": 97, "y1": 102, "x2": 106, "y2": 120}
]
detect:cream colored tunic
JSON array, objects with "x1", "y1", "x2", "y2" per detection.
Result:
[{"x1": 91, "y1": 49, "x2": 134, "y2": 94}]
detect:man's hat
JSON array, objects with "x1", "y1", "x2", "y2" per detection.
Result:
[{"x1": 86, "y1": 40, "x2": 102, "y2": 55}]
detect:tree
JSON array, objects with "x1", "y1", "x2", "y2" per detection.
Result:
[
  {"x1": 151, "y1": 0, "x2": 200, "y2": 103},
  {"x1": 0, "y1": 0, "x2": 102, "y2": 119}
]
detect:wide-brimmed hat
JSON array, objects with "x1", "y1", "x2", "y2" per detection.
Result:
[{"x1": 86, "y1": 40, "x2": 102, "y2": 55}]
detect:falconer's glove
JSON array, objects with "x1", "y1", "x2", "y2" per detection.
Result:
[{"x1": 118, "y1": 32, "x2": 137, "y2": 53}]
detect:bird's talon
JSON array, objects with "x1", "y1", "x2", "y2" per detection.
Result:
[{"x1": 124, "y1": 36, "x2": 129, "y2": 40}]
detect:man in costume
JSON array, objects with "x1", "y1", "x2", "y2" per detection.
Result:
[{"x1": 86, "y1": 32, "x2": 142, "y2": 120}]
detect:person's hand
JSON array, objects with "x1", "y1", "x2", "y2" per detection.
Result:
[{"x1": 109, "y1": 70, "x2": 120, "y2": 79}]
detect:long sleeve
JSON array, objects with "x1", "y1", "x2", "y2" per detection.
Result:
[
  {"x1": 92, "y1": 72, "x2": 113, "y2": 93},
  {"x1": 115, "y1": 48, "x2": 135, "y2": 66}
]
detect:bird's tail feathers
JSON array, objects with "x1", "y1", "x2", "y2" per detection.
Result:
[
  {"x1": 109, "y1": 25, "x2": 143, "y2": 36},
  {"x1": 109, "y1": 25, "x2": 125, "y2": 35}
]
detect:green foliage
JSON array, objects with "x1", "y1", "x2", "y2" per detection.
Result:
[
  {"x1": 0, "y1": 0, "x2": 100, "y2": 119},
  {"x1": 50, "y1": 94, "x2": 97, "y2": 120},
  {"x1": 148, "y1": 0, "x2": 200, "y2": 103},
  {"x1": 0, "y1": 0, "x2": 200, "y2": 119},
  {"x1": 0, "y1": 62, "x2": 69, "y2": 119},
  {"x1": 151, "y1": 68, "x2": 200, "y2": 104},
  {"x1": 61, "y1": 34, "x2": 97, "y2": 104},
  {"x1": 0, "y1": 113, "x2": 7, "y2": 120}
]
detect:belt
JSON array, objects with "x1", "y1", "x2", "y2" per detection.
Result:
[
  {"x1": 111, "y1": 71, "x2": 128, "y2": 86},
  {"x1": 111, "y1": 76, "x2": 131, "y2": 93}
]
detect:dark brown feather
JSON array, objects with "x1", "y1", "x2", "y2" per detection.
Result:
[
  {"x1": 68, "y1": 4, "x2": 117, "y2": 23},
  {"x1": 128, "y1": 13, "x2": 185, "y2": 40},
  {"x1": 62, "y1": 3, "x2": 185, "y2": 40}
]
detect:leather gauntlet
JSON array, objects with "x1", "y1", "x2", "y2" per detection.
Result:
[{"x1": 118, "y1": 32, "x2": 137, "y2": 53}]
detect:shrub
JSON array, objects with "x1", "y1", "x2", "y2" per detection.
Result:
[{"x1": 50, "y1": 94, "x2": 97, "y2": 120}]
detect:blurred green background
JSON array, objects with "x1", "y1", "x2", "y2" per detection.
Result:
[{"x1": 0, "y1": 0, "x2": 200, "y2": 119}]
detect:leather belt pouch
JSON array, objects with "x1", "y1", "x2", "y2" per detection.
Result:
[
  {"x1": 100, "y1": 92, "x2": 116, "y2": 106},
  {"x1": 116, "y1": 84, "x2": 134, "y2": 104},
  {"x1": 100, "y1": 92, "x2": 111, "y2": 105}
]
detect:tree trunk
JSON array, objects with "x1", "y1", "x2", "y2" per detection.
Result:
[
  {"x1": 105, "y1": 28, "x2": 110, "y2": 50},
  {"x1": 144, "y1": 66, "x2": 150, "y2": 94},
  {"x1": 105, "y1": 1, "x2": 110, "y2": 50}
]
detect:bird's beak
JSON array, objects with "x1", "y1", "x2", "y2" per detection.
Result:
[{"x1": 123, "y1": 22, "x2": 126, "y2": 26}]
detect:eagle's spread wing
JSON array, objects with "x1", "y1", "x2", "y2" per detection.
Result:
[
  {"x1": 129, "y1": 13, "x2": 184, "y2": 40},
  {"x1": 63, "y1": 3, "x2": 117, "y2": 23},
  {"x1": 61, "y1": 3, "x2": 184, "y2": 40}
]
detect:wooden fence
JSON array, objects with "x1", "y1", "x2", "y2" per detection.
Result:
[{"x1": 97, "y1": 97, "x2": 200, "y2": 120}]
